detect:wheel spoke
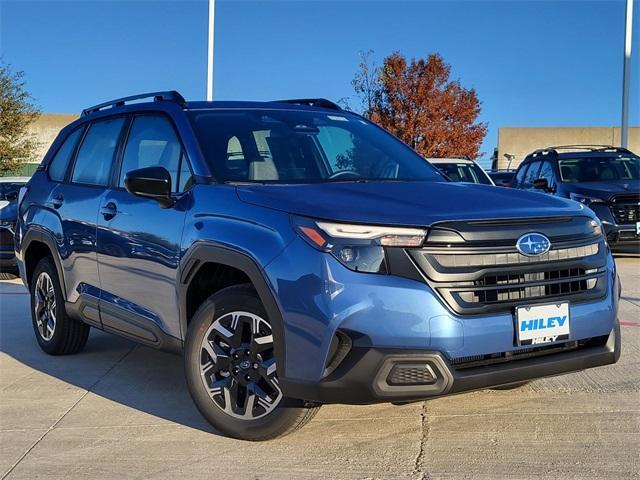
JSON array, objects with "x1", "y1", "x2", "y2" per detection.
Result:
[
  {"x1": 198, "y1": 310, "x2": 282, "y2": 420},
  {"x1": 252, "y1": 334, "x2": 273, "y2": 353},
  {"x1": 258, "y1": 357, "x2": 277, "y2": 380}
]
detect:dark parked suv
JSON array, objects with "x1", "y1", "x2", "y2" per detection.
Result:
[
  {"x1": 511, "y1": 146, "x2": 640, "y2": 249},
  {"x1": 16, "y1": 92, "x2": 620, "y2": 440}
]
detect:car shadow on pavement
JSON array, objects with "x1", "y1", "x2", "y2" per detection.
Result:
[{"x1": 1, "y1": 289, "x2": 216, "y2": 433}]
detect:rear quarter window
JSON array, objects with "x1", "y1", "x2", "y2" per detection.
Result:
[{"x1": 48, "y1": 127, "x2": 84, "y2": 182}]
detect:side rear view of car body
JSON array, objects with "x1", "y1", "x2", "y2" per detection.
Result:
[{"x1": 15, "y1": 92, "x2": 621, "y2": 440}]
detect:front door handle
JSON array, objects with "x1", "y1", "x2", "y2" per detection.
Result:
[{"x1": 100, "y1": 202, "x2": 118, "y2": 220}]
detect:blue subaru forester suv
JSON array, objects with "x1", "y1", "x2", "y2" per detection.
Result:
[{"x1": 15, "y1": 91, "x2": 620, "y2": 440}]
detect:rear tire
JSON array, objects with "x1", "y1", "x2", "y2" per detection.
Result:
[
  {"x1": 30, "y1": 257, "x2": 90, "y2": 355},
  {"x1": 184, "y1": 285, "x2": 320, "y2": 441}
]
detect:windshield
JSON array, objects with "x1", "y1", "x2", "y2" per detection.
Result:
[
  {"x1": 0, "y1": 182, "x2": 25, "y2": 200},
  {"x1": 558, "y1": 156, "x2": 640, "y2": 183},
  {"x1": 188, "y1": 109, "x2": 445, "y2": 183},
  {"x1": 434, "y1": 162, "x2": 492, "y2": 185}
]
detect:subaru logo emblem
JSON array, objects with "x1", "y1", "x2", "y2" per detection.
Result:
[{"x1": 516, "y1": 233, "x2": 551, "y2": 256}]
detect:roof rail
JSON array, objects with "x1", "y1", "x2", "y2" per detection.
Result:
[
  {"x1": 548, "y1": 144, "x2": 615, "y2": 151},
  {"x1": 81, "y1": 90, "x2": 187, "y2": 116},
  {"x1": 273, "y1": 98, "x2": 343, "y2": 111},
  {"x1": 530, "y1": 145, "x2": 632, "y2": 158}
]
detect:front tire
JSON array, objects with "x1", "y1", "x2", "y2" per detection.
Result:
[
  {"x1": 30, "y1": 257, "x2": 90, "y2": 355},
  {"x1": 184, "y1": 285, "x2": 320, "y2": 441}
]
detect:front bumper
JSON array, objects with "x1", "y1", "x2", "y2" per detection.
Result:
[
  {"x1": 281, "y1": 324, "x2": 620, "y2": 404},
  {"x1": 267, "y1": 237, "x2": 620, "y2": 404}
]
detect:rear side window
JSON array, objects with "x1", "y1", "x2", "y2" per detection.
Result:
[
  {"x1": 119, "y1": 115, "x2": 190, "y2": 192},
  {"x1": 72, "y1": 118, "x2": 125, "y2": 186},
  {"x1": 522, "y1": 160, "x2": 542, "y2": 188},
  {"x1": 513, "y1": 164, "x2": 529, "y2": 188},
  {"x1": 538, "y1": 161, "x2": 556, "y2": 185},
  {"x1": 48, "y1": 128, "x2": 83, "y2": 182}
]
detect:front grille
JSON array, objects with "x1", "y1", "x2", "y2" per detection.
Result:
[
  {"x1": 404, "y1": 217, "x2": 608, "y2": 315},
  {"x1": 460, "y1": 266, "x2": 603, "y2": 305},
  {"x1": 431, "y1": 242, "x2": 598, "y2": 268},
  {"x1": 610, "y1": 195, "x2": 640, "y2": 225},
  {"x1": 451, "y1": 335, "x2": 607, "y2": 369},
  {"x1": 0, "y1": 228, "x2": 14, "y2": 246}
]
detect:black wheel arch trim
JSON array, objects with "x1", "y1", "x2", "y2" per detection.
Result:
[
  {"x1": 178, "y1": 242, "x2": 287, "y2": 377},
  {"x1": 21, "y1": 228, "x2": 67, "y2": 300}
]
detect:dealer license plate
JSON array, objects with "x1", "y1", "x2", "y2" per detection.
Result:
[{"x1": 515, "y1": 302, "x2": 570, "y2": 346}]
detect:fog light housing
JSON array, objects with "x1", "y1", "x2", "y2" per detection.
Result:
[{"x1": 387, "y1": 363, "x2": 437, "y2": 386}]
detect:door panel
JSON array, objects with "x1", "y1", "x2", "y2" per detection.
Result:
[
  {"x1": 47, "y1": 183, "x2": 105, "y2": 303},
  {"x1": 96, "y1": 114, "x2": 191, "y2": 340},
  {"x1": 96, "y1": 191, "x2": 186, "y2": 338}
]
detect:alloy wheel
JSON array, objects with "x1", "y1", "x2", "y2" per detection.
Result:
[
  {"x1": 34, "y1": 271, "x2": 56, "y2": 341},
  {"x1": 199, "y1": 311, "x2": 283, "y2": 419}
]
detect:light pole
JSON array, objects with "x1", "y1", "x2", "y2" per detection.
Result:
[
  {"x1": 621, "y1": 0, "x2": 633, "y2": 148},
  {"x1": 207, "y1": 0, "x2": 215, "y2": 101}
]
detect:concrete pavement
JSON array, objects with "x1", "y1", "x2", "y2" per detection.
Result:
[{"x1": 0, "y1": 257, "x2": 638, "y2": 480}]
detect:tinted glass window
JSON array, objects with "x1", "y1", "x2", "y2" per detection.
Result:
[
  {"x1": 435, "y1": 162, "x2": 492, "y2": 185},
  {"x1": 538, "y1": 161, "x2": 555, "y2": 185},
  {"x1": 559, "y1": 156, "x2": 640, "y2": 182},
  {"x1": 522, "y1": 161, "x2": 542, "y2": 188},
  {"x1": 188, "y1": 110, "x2": 444, "y2": 183},
  {"x1": 513, "y1": 164, "x2": 529, "y2": 188},
  {"x1": 120, "y1": 116, "x2": 187, "y2": 192},
  {"x1": 49, "y1": 127, "x2": 83, "y2": 182},
  {"x1": 72, "y1": 118, "x2": 125, "y2": 186}
]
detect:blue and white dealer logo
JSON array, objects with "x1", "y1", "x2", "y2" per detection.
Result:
[{"x1": 516, "y1": 233, "x2": 551, "y2": 256}]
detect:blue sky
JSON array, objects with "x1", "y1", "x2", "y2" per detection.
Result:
[{"x1": 1, "y1": 0, "x2": 638, "y2": 165}]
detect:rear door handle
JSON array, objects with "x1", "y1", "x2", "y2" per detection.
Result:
[
  {"x1": 100, "y1": 202, "x2": 118, "y2": 220},
  {"x1": 50, "y1": 194, "x2": 64, "y2": 209}
]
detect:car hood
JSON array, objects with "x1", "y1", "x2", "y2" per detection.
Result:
[
  {"x1": 564, "y1": 181, "x2": 640, "y2": 199},
  {"x1": 236, "y1": 181, "x2": 587, "y2": 226}
]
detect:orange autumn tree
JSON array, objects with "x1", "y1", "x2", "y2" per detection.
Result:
[{"x1": 352, "y1": 51, "x2": 487, "y2": 159}]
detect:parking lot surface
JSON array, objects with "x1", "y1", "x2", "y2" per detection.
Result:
[{"x1": 0, "y1": 256, "x2": 638, "y2": 480}]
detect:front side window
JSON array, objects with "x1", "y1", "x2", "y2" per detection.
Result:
[
  {"x1": 559, "y1": 156, "x2": 640, "y2": 183},
  {"x1": 434, "y1": 162, "x2": 492, "y2": 185},
  {"x1": 49, "y1": 127, "x2": 83, "y2": 182},
  {"x1": 119, "y1": 115, "x2": 191, "y2": 192},
  {"x1": 72, "y1": 118, "x2": 125, "y2": 186},
  {"x1": 188, "y1": 110, "x2": 445, "y2": 183}
]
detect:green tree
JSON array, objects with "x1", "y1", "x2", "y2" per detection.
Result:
[{"x1": 0, "y1": 62, "x2": 40, "y2": 175}]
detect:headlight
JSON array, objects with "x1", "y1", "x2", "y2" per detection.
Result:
[
  {"x1": 292, "y1": 216, "x2": 427, "y2": 273},
  {"x1": 569, "y1": 193, "x2": 606, "y2": 206},
  {"x1": 589, "y1": 218, "x2": 603, "y2": 236}
]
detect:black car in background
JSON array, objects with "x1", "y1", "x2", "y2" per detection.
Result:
[
  {"x1": 511, "y1": 146, "x2": 639, "y2": 249},
  {"x1": 487, "y1": 170, "x2": 515, "y2": 187},
  {"x1": 0, "y1": 177, "x2": 29, "y2": 278}
]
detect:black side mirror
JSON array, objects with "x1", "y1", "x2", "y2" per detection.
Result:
[
  {"x1": 533, "y1": 178, "x2": 550, "y2": 192},
  {"x1": 124, "y1": 167, "x2": 174, "y2": 208}
]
